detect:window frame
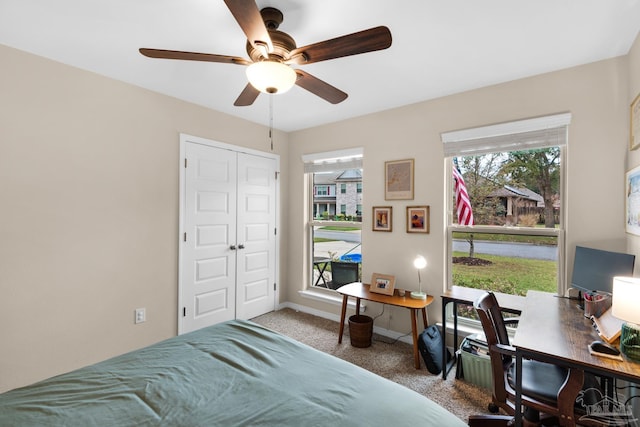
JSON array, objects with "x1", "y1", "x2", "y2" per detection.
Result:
[
  {"x1": 302, "y1": 148, "x2": 363, "y2": 293},
  {"x1": 445, "y1": 149, "x2": 567, "y2": 293},
  {"x1": 442, "y1": 114, "x2": 569, "y2": 328}
]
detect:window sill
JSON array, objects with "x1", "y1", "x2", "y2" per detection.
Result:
[{"x1": 298, "y1": 288, "x2": 364, "y2": 311}]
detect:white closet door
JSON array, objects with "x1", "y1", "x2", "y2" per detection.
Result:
[
  {"x1": 235, "y1": 152, "x2": 277, "y2": 320},
  {"x1": 181, "y1": 143, "x2": 237, "y2": 333},
  {"x1": 180, "y1": 137, "x2": 278, "y2": 334}
]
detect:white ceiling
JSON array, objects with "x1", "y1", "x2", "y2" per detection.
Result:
[{"x1": 1, "y1": 1, "x2": 639, "y2": 132}]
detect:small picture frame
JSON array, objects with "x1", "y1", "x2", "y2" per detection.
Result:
[
  {"x1": 385, "y1": 159, "x2": 414, "y2": 200},
  {"x1": 370, "y1": 273, "x2": 396, "y2": 295},
  {"x1": 406, "y1": 205, "x2": 430, "y2": 233},
  {"x1": 631, "y1": 92, "x2": 640, "y2": 151},
  {"x1": 372, "y1": 206, "x2": 392, "y2": 232}
]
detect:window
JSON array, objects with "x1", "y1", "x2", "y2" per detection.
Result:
[
  {"x1": 443, "y1": 113, "x2": 569, "y2": 318},
  {"x1": 316, "y1": 186, "x2": 329, "y2": 196},
  {"x1": 303, "y1": 149, "x2": 363, "y2": 291}
]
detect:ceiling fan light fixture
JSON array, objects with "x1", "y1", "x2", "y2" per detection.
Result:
[{"x1": 246, "y1": 61, "x2": 296, "y2": 94}]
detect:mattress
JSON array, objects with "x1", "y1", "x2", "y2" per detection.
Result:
[{"x1": 0, "y1": 319, "x2": 466, "y2": 426}]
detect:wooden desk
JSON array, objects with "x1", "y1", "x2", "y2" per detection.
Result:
[
  {"x1": 337, "y1": 282, "x2": 434, "y2": 369},
  {"x1": 441, "y1": 286, "x2": 525, "y2": 379},
  {"x1": 513, "y1": 291, "x2": 640, "y2": 426}
]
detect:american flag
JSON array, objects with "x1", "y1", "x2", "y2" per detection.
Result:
[{"x1": 453, "y1": 159, "x2": 474, "y2": 225}]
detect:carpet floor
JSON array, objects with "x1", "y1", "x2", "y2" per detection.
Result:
[{"x1": 251, "y1": 308, "x2": 493, "y2": 423}]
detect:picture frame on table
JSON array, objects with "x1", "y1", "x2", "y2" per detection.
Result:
[
  {"x1": 406, "y1": 205, "x2": 430, "y2": 233},
  {"x1": 372, "y1": 206, "x2": 392, "y2": 232},
  {"x1": 385, "y1": 159, "x2": 414, "y2": 200},
  {"x1": 625, "y1": 164, "x2": 640, "y2": 236},
  {"x1": 369, "y1": 273, "x2": 396, "y2": 296}
]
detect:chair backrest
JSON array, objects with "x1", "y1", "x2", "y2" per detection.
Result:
[
  {"x1": 474, "y1": 292, "x2": 512, "y2": 409},
  {"x1": 474, "y1": 292, "x2": 511, "y2": 349},
  {"x1": 330, "y1": 261, "x2": 359, "y2": 288}
]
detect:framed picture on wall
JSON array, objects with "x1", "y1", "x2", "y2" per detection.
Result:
[
  {"x1": 385, "y1": 159, "x2": 414, "y2": 200},
  {"x1": 406, "y1": 206, "x2": 430, "y2": 233},
  {"x1": 631, "y1": 92, "x2": 640, "y2": 150},
  {"x1": 372, "y1": 206, "x2": 392, "y2": 232},
  {"x1": 626, "y1": 164, "x2": 640, "y2": 235},
  {"x1": 369, "y1": 273, "x2": 396, "y2": 295}
]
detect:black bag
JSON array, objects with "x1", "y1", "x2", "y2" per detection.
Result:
[{"x1": 418, "y1": 325, "x2": 450, "y2": 374}]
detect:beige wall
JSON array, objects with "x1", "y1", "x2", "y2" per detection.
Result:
[
  {"x1": 627, "y1": 33, "x2": 640, "y2": 257},
  {"x1": 288, "y1": 49, "x2": 634, "y2": 332},
  {"x1": 0, "y1": 44, "x2": 289, "y2": 392},
  {"x1": 2, "y1": 32, "x2": 638, "y2": 392}
]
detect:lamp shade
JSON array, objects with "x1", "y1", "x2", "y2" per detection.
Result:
[
  {"x1": 413, "y1": 255, "x2": 427, "y2": 270},
  {"x1": 246, "y1": 61, "x2": 297, "y2": 94},
  {"x1": 612, "y1": 276, "x2": 640, "y2": 324}
]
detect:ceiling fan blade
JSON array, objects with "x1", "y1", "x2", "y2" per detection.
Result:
[
  {"x1": 234, "y1": 83, "x2": 261, "y2": 106},
  {"x1": 287, "y1": 26, "x2": 392, "y2": 65},
  {"x1": 223, "y1": 0, "x2": 273, "y2": 56},
  {"x1": 139, "y1": 48, "x2": 251, "y2": 65},
  {"x1": 294, "y1": 70, "x2": 348, "y2": 104}
]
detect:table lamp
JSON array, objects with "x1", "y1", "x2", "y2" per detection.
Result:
[
  {"x1": 411, "y1": 255, "x2": 427, "y2": 300},
  {"x1": 612, "y1": 276, "x2": 640, "y2": 361}
]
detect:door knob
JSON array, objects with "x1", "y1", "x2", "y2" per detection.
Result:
[
  {"x1": 230, "y1": 245, "x2": 236, "y2": 250},
  {"x1": 238, "y1": 244, "x2": 245, "y2": 250}
]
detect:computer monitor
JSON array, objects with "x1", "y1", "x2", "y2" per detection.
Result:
[{"x1": 570, "y1": 245, "x2": 635, "y2": 295}]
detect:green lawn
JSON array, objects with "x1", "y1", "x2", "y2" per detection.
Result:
[
  {"x1": 452, "y1": 251, "x2": 556, "y2": 296},
  {"x1": 318, "y1": 226, "x2": 361, "y2": 231}
]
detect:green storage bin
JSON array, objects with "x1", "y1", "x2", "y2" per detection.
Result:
[{"x1": 460, "y1": 336, "x2": 492, "y2": 390}]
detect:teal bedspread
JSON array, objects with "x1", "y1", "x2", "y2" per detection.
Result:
[{"x1": 0, "y1": 320, "x2": 466, "y2": 426}]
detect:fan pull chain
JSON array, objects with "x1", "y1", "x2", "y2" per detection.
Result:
[{"x1": 269, "y1": 95, "x2": 274, "y2": 151}]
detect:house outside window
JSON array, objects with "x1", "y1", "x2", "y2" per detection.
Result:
[
  {"x1": 443, "y1": 113, "x2": 569, "y2": 321},
  {"x1": 303, "y1": 149, "x2": 363, "y2": 291}
]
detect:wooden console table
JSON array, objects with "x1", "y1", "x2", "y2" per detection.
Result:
[{"x1": 337, "y1": 282, "x2": 434, "y2": 369}]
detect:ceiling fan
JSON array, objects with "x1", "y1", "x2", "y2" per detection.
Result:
[{"x1": 139, "y1": 0, "x2": 392, "y2": 106}]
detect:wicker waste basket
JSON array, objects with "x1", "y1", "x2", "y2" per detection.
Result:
[{"x1": 348, "y1": 315, "x2": 373, "y2": 348}]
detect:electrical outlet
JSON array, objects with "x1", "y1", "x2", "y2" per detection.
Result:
[{"x1": 135, "y1": 308, "x2": 146, "y2": 324}]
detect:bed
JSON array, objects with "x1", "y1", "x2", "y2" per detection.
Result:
[{"x1": 0, "y1": 319, "x2": 466, "y2": 426}]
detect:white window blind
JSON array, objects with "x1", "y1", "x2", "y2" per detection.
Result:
[
  {"x1": 441, "y1": 112, "x2": 571, "y2": 156},
  {"x1": 302, "y1": 148, "x2": 363, "y2": 173}
]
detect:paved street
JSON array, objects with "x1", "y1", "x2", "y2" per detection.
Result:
[
  {"x1": 452, "y1": 239, "x2": 557, "y2": 261},
  {"x1": 313, "y1": 228, "x2": 556, "y2": 261}
]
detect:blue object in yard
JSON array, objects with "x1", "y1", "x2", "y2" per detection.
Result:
[{"x1": 340, "y1": 253, "x2": 362, "y2": 263}]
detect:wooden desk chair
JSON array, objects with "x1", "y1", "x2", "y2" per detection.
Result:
[
  {"x1": 328, "y1": 261, "x2": 359, "y2": 290},
  {"x1": 468, "y1": 292, "x2": 594, "y2": 427}
]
